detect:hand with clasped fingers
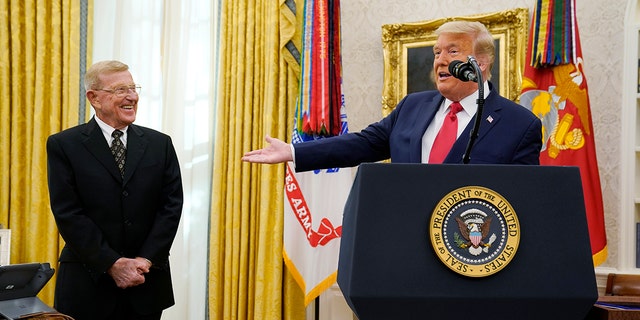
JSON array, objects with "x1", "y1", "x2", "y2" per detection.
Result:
[
  {"x1": 241, "y1": 135, "x2": 293, "y2": 164},
  {"x1": 107, "y1": 257, "x2": 152, "y2": 289}
]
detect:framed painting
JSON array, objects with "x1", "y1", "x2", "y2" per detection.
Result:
[{"x1": 381, "y1": 8, "x2": 529, "y2": 116}]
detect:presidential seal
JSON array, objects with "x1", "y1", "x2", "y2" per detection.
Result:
[{"x1": 429, "y1": 186, "x2": 520, "y2": 277}]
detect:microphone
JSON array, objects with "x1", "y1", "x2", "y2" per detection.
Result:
[
  {"x1": 449, "y1": 59, "x2": 478, "y2": 82},
  {"x1": 454, "y1": 56, "x2": 484, "y2": 164}
]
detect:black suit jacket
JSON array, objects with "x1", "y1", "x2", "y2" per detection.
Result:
[
  {"x1": 294, "y1": 83, "x2": 542, "y2": 171},
  {"x1": 46, "y1": 118, "x2": 183, "y2": 318}
]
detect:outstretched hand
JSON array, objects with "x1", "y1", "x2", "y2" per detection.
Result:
[{"x1": 242, "y1": 135, "x2": 293, "y2": 164}]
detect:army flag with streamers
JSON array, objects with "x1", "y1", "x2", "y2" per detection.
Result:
[
  {"x1": 520, "y1": 0, "x2": 607, "y2": 266},
  {"x1": 282, "y1": 0, "x2": 354, "y2": 305}
]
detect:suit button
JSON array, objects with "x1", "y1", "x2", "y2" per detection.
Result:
[
  {"x1": 122, "y1": 190, "x2": 129, "y2": 196},
  {"x1": 124, "y1": 220, "x2": 132, "y2": 226}
]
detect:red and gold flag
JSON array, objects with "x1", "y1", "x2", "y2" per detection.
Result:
[{"x1": 520, "y1": 0, "x2": 606, "y2": 266}]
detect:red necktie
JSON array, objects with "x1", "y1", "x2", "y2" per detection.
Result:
[{"x1": 429, "y1": 102, "x2": 463, "y2": 164}]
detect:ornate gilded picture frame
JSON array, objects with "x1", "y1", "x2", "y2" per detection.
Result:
[{"x1": 381, "y1": 8, "x2": 529, "y2": 116}]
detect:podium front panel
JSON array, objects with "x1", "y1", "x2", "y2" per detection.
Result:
[{"x1": 338, "y1": 163, "x2": 597, "y2": 320}]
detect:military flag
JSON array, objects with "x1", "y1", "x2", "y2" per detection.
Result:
[
  {"x1": 282, "y1": 0, "x2": 354, "y2": 304},
  {"x1": 520, "y1": 0, "x2": 607, "y2": 265}
]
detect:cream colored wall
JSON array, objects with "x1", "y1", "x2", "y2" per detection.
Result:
[{"x1": 339, "y1": 0, "x2": 626, "y2": 270}]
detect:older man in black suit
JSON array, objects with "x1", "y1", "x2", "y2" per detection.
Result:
[{"x1": 46, "y1": 60, "x2": 183, "y2": 320}]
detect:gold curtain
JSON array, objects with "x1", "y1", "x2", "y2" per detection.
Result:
[
  {"x1": 208, "y1": 0, "x2": 306, "y2": 318},
  {"x1": 0, "y1": 0, "x2": 91, "y2": 305}
]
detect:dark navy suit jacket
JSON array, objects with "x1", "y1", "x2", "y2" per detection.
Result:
[{"x1": 294, "y1": 83, "x2": 542, "y2": 171}]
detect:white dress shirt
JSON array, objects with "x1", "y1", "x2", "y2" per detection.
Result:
[
  {"x1": 94, "y1": 115, "x2": 129, "y2": 147},
  {"x1": 421, "y1": 81, "x2": 490, "y2": 163}
]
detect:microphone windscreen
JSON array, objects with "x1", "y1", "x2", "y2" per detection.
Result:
[{"x1": 448, "y1": 60, "x2": 465, "y2": 76}]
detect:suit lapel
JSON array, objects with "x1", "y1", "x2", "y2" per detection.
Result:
[
  {"x1": 82, "y1": 119, "x2": 123, "y2": 181},
  {"x1": 123, "y1": 124, "x2": 149, "y2": 185},
  {"x1": 447, "y1": 84, "x2": 502, "y2": 162},
  {"x1": 470, "y1": 86, "x2": 503, "y2": 144},
  {"x1": 411, "y1": 94, "x2": 443, "y2": 162},
  {"x1": 81, "y1": 120, "x2": 150, "y2": 183}
]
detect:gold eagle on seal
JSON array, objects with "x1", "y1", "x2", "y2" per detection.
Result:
[{"x1": 455, "y1": 215, "x2": 494, "y2": 256}]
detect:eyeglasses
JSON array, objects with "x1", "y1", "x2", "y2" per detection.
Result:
[{"x1": 95, "y1": 85, "x2": 142, "y2": 97}]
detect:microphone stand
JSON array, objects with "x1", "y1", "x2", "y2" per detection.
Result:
[{"x1": 462, "y1": 56, "x2": 484, "y2": 164}]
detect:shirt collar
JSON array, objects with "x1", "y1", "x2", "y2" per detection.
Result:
[
  {"x1": 443, "y1": 80, "x2": 491, "y2": 116},
  {"x1": 94, "y1": 115, "x2": 128, "y2": 143}
]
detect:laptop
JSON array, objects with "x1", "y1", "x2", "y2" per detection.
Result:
[{"x1": 0, "y1": 263, "x2": 57, "y2": 320}]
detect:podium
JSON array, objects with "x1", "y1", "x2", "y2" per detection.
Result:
[{"x1": 338, "y1": 163, "x2": 598, "y2": 320}]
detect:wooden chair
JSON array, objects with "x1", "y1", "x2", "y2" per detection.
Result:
[{"x1": 605, "y1": 273, "x2": 640, "y2": 296}]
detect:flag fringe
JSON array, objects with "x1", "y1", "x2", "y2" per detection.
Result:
[{"x1": 283, "y1": 248, "x2": 338, "y2": 306}]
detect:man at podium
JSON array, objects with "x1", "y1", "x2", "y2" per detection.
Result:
[
  {"x1": 242, "y1": 21, "x2": 605, "y2": 320},
  {"x1": 242, "y1": 20, "x2": 542, "y2": 169}
]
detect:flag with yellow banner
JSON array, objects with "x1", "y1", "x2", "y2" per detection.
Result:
[{"x1": 520, "y1": 0, "x2": 607, "y2": 266}]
